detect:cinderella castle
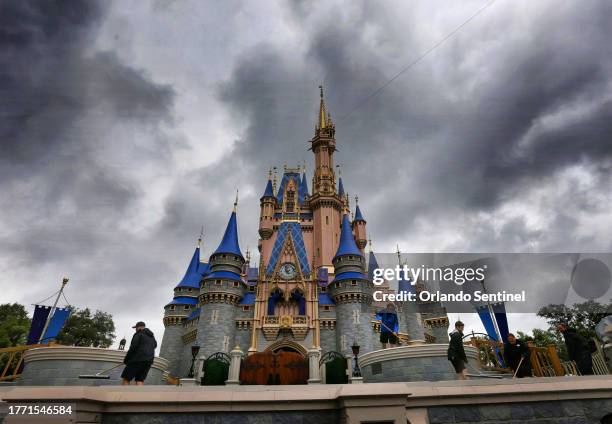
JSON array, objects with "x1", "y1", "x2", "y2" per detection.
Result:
[{"x1": 160, "y1": 88, "x2": 449, "y2": 378}]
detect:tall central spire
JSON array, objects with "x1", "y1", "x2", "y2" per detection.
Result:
[{"x1": 318, "y1": 85, "x2": 328, "y2": 130}]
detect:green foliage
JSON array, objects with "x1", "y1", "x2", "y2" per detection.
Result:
[
  {"x1": 516, "y1": 328, "x2": 568, "y2": 361},
  {"x1": 56, "y1": 308, "x2": 116, "y2": 348},
  {"x1": 0, "y1": 303, "x2": 31, "y2": 348},
  {"x1": 537, "y1": 300, "x2": 611, "y2": 340}
]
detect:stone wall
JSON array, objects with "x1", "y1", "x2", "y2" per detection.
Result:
[
  {"x1": 359, "y1": 344, "x2": 480, "y2": 383},
  {"x1": 428, "y1": 399, "x2": 612, "y2": 424},
  {"x1": 196, "y1": 302, "x2": 236, "y2": 358},
  {"x1": 159, "y1": 324, "x2": 184, "y2": 376},
  {"x1": 18, "y1": 347, "x2": 168, "y2": 386},
  {"x1": 319, "y1": 326, "x2": 338, "y2": 354},
  {"x1": 102, "y1": 410, "x2": 340, "y2": 424}
]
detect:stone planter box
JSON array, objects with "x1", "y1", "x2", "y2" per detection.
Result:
[
  {"x1": 359, "y1": 343, "x2": 480, "y2": 382},
  {"x1": 18, "y1": 346, "x2": 168, "y2": 386}
]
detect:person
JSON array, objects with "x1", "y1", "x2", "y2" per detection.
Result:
[
  {"x1": 122, "y1": 321, "x2": 157, "y2": 385},
  {"x1": 375, "y1": 303, "x2": 399, "y2": 349},
  {"x1": 447, "y1": 320, "x2": 468, "y2": 380},
  {"x1": 503, "y1": 333, "x2": 531, "y2": 378},
  {"x1": 557, "y1": 322, "x2": 593, "y2": 375}
]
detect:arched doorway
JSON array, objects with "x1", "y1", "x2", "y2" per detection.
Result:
[{"x1": 240, "y1": 342, "x2": 309, "y2": 385}]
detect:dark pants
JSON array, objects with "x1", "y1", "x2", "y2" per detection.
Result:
[
  {"x1": 576, "y1": 354, "x2": 593, "y2": 375},
  {"x1": 121, "y1": 360, "x2": 153, "y2": 382}
]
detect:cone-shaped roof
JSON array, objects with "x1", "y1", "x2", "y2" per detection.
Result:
[
  {"x1": 367, "y1": 250, "x2": 379, "y2": 280},
  {"x1": 300, "y1": 172, "x2": 309, "y2": 201},
  {"x1": 261, "y1": 179, "x2": 274, "y2": 199},
  {"x1": 354, "y1": 204, "x2": 365, "y2": 222},
  {"x1": 338, "y1": 177, "x2": 345, "y2": 197},
  {"x1": 212, "y1": 211, "x2": 243, "y2": 258},
  {"x1": 334, "y1": 214, "x2": 362, "y2": 258},
  {"x1": 174, "y1": 246, "x2": 202, "y2": 289}
]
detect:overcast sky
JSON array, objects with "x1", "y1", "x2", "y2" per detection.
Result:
[{"x1": 1, "y1": 0, "x2": 611, "y2": 346}]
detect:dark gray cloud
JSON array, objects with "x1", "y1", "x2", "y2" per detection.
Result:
[{"x1": 1, "y1": 0, "x2": 611, "y2": 343}]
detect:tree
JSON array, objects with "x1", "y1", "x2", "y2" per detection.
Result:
[
  {"x1": 0, "y1": 303, "x2": 31, "y2": 348},
  {"x1": 56, "y1": 308, "x2": 115, "y2": 348},
  {"x1": 537, "y1": 300, "x2": 611, "y2": 340},
  {"x1": 517, "y1": 328, "x2": 568, "y2": 360}
]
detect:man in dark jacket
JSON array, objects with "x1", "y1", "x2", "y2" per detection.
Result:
[
  {"x1": 503, "y1": 333, "x2": 531, "y2": 378},
  {"x1": 121, "y1": 321, "x2": 157, "y2": 385},
  {"x1": 557, "y1": 323, "x2": 593, "y2": 375},
  {"x1": 447, "y1": 321, "x2": 468, "y2": 380}
]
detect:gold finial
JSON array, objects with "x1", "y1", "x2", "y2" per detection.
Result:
[
  {"x1": 368, "y1": 235, "x2": 373, "y2": 252},
  {"x1": 318, "y1": 85, "x2": 327, "y2": 130},
  {"x1": 302, "y1": 159, "x2": 306, "y2": 173},
  {"x1": 246, "y1": 247, "x2": 251, "y2": 265},
  {"x1": 396, "y1": 245, "x2": 402, "y2": 265},
  {"x1": 336, "y1": 164, "x2": 342, "y2": 176},
  {"x1": 268, "y1": 167, "x2": 272, "y2": 180},
  {"x1": 233, "y1": 190, "x2": 239, "y2": 212},
  {"x1": 355, "y1": 195, "x2": 359, "y2": 205}
]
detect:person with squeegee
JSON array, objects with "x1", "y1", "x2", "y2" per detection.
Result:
[
  {"x1": 375, "y1": 303, "x2": 400, "y2": 349},
  {"x1": 121, "y1": 321, "x2": 157, "y2": 386}
]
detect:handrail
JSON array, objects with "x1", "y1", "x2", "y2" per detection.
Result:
[{"x1": 0, "y1": 343, "x2": 53, "y2": 382}]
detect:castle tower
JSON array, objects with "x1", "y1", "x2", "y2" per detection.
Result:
[
  {"x1": 259, "y1": 174, "x2": 275, "y2": 241},
  {"x1": 309, "y1": 86, "x2": 343, "y2": 269},
  {"x1": 352, "y1": 200, "x2": 367, "y2": 252},
  {"x1": 398, "y1": 273, "x2": 426, "y2": 342},
  {"x1": 160, "y1": 238, "x2": 203, "y2": 376},
  {"x1": 329, "y1": 214, "x2": 375, "y2": 355},
  {"x1": 196, "y1": 204, "x2": 245, "y2": 358}
]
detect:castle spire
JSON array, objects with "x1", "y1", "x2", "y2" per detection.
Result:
[
  {"x1": 318, "y1": 85, "x2": 327, "y2": 129},
  {"x1": 261, "y1": 174, "x2": 274, "y2": 199},
  {"x1": 334, "y1": 214, "x2": 363, "y2": 258},
  {"x1": 212, "y1": 204, "x2": 243, "y2": 258}
]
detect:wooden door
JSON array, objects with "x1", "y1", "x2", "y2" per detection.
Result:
[
  {"x1": 239, "y1": 351, "x2": 308, "y2": 385},
  {"x1": 277, "y1": 351, "x2": 308, "y2": 385}
]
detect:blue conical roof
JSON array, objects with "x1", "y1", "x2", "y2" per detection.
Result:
[
  {"x1": 338, "y1": 177, "x2": 345, "y2": 197},
  {"x1": 354, "y1": 205, "x2": 365, "y2": 222},
  {"x1": 398, "y1": 274, "x2": 415, "y2": 294},
  {"x1": 299, "y1": 172, "x2": 309, "y2": 202},
  {"x1": 334, "y1": 214, "x2": 362, "y2": 258},
  {"x1": 367, "y1": 250, "x2": 379, "y2": 280},
  {"x1": 261, "y1": 179, "x2": 274, "y2": 199},
  {"x1": 212, "y1": 211, "x2": 243, "y2": 258},
  {"x1": 175, "y1": 246, "x2": 202, "y2": 289}
]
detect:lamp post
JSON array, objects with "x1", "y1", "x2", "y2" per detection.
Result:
[
  {"x1": 188, "y1": 345, "x2": 200, "y2": 378},
  {"x1": 351, "y1": 342, "x2": 361, "y2": 377}
]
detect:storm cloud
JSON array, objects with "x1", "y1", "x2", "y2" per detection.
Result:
[{"x1": 1, "y1": 0, "x2": 611, "y2": 342}]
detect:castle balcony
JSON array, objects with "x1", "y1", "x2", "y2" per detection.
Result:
[
  {"x1": 262, "y1": 315, "x2": 309, "y2": 341},
  {"x1": 422, "y1": 316, "x2": 449, "y2": 329}
]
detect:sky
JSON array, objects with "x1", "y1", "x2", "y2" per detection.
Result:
[{"x1": 1, "y1": 0, "x2": 611, "y2": 347}]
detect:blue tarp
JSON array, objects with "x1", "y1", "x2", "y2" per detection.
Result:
[
  {"x1": 492, "y1": 302, "x2": 510, "y2": 343},
  {"x1": 476, "y1": 305, "x2": 498, "y2": 341},
  {"x1": 40, "y1": 307, "x2": 71, "y2": 344}
]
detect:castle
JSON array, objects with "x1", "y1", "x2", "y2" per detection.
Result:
[{"x1": 159, "y1": 88, "x2": 449, "y2": 378}]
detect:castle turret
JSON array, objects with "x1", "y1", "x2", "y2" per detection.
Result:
[
  {"x1": 259, "y1": 175, "x2": 275, "y2": 240},
  {"x1": 398, "y1": 273, "x2": 425, "y2": 342},
  {"x1": 352, "y1": 199, "x2": 367, "y2": 252},
  {"x1": 329, "y1": 214, "x2": 374, "y2": 355},
  {"x1": 310, "y1": 87, "x2": 343, "y2": 268},
  {"x1": 196, "y1": 203, "x2": 246, "y2": 358},
  {"x1": 160, "y1": 239, "x2": 204, "y2": 376}
]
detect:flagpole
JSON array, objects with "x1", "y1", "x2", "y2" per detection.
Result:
[
  {"x1": 38, "y1": 277, "x2": 69, "y2": 344},
  {"x1": 481, "y1": 278, "x2": 502, "y2": 343}
]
